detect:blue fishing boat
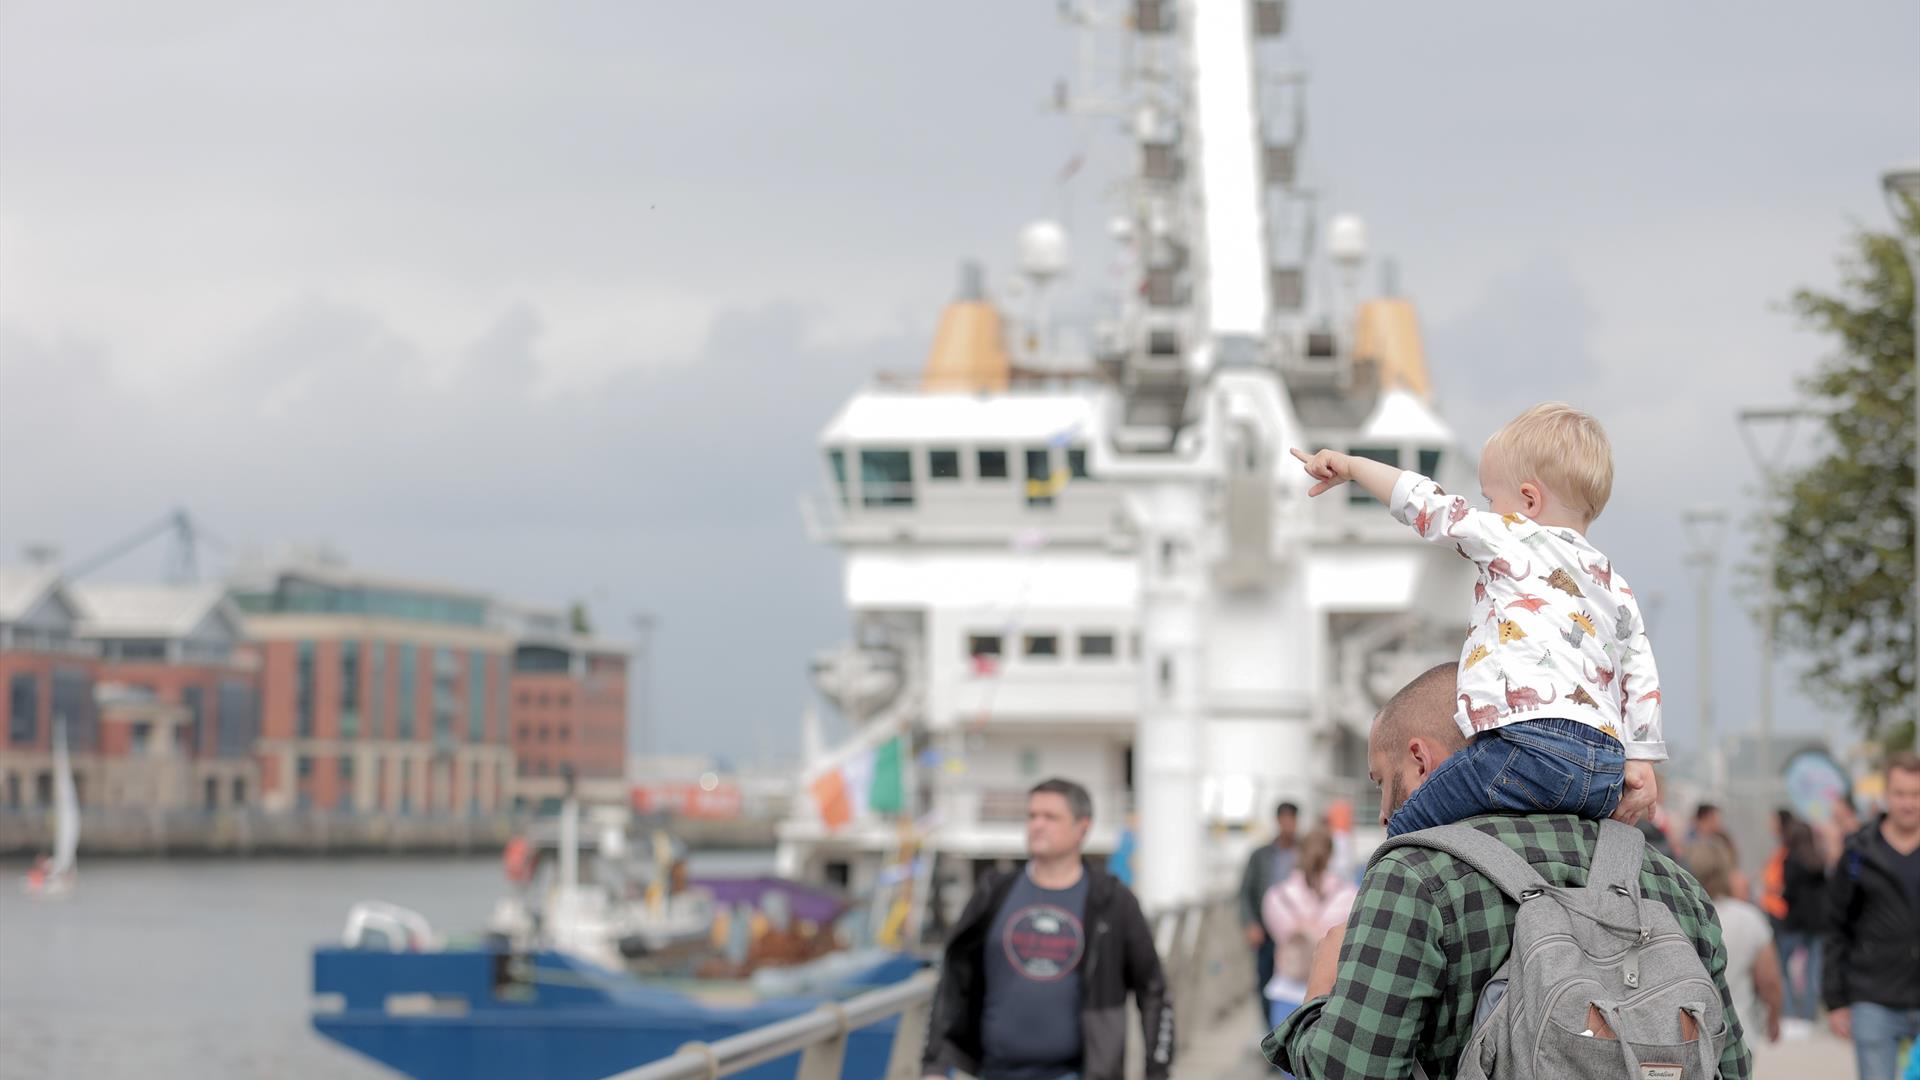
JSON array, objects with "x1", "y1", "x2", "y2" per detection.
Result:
[{"x1": 312, "y1": 945, "x2": 923, "y2": 1080}]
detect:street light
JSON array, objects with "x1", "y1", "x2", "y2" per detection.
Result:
[
  {"x1": 1736, "y1": 406, "x2": 1817, "y2": 792},
  {"x1": 1881, "y1": 164, "x2": 1920, "y2": 734},
  {"x1": 631, "y1": 613, "x2": 658, "y2": 761},
  {"x1": 1683, "y1": 506, "x2": 1730, "y2": 799}
]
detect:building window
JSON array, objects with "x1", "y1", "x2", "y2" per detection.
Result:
[
  {"x1": 297, "y1": 755, "x2": 313, "y2": 778},
  {"x1": 538, "y1": 725, "x2": 550, "y2": 743},
  {"x1": 1347, "y1": 446, "x2": 1400, "y2": 504},
  {"x1": 967, "y1": 634, "x2": 1003, "y2": 659},
  {"x1": 340, "y1": 641, "x2": 360, "y2": 740},
  {"x1": 8, "y1": 674, "x2": 37, "y2": 745},
  {"x1": 1158, "y1": 656, "x2": 1175, "y2": 699},
  {"x1": 518, "y1": 726, "x2": 531, "y2": 742},
  {"x1": 296, "y1": 641, "x2": 316, "y2": 738},
  {"x1": 467, "y1": 650, "x2": 486, "y2": 743},
  {"x1": 369, "y1": 644, "x2": 386, "y2": 737},
  {"x1": 1025, "y1": 449, "x2": 1055, "y2": 507},
  {"x1": 977, "y1": 449, "x2": 1009, "y2": 480},
  {"x1": 1023, "y1": 634, "x2": 1059, "y2": 660},
  {"x1": 340, "y1": 755, "x2": 355, "y2": 780},
  {"x1": 859, "y1": 450, "x2": 914, "y2": 508},
  {"x1": 1078, "y1": 633, "x2": 1117, "y2": 660},
  {"x1": 1067, "y1": 448, "x2": 1090, "y2": 479},
  {"x1": 397, "y1": 645, "x2": 417, "y2": 739},
  {"x1": 232, "y1": 777, "x2": 247, "y2": 806},
  {"x1": 110, "y1": 638, "x2": 169, "y2": 662},
  {"x1": 130, "y1": 721, "x2": 153, "y2": 755},
  {"x1": 494, "y1": 657, "x2": 509, "y2": 745},
  {"x1": 182, "y1": 685, "x2": 206, "y2": 756},
  {"x1": 827, "y1": 448, "x2": 849, "y2": 506},
  {"x1": 928, "y1": 449, "x2": 961, "y2": 480},
  {"x1": 1019, "y1": 748, "x2": 1040, "y2": 777},
  {"x1": 1418, "y1": 448, "x2": 1443, "y2": 479},
  {"x1": 216, "y1": 680, "x2": 257, "y2": 758},
  {"x1": 52, "y1": 667, "x2": 95, "y2": 751},
  {"x1": 558, "y1": 725, "x2": 571, "y2": 742}
]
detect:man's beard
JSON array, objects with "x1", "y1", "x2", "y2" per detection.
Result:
[{"x1": 1382, "y1": 771, "x2": 1409, "y2": 822}]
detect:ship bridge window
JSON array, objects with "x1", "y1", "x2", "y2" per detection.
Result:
[
  {"x1": 1078, "y1": 633, "x2": 1116, "y2": 660},
  {"x1": 859, "y1": 450, "x2": 914, "y2": 508},
  {"x1": 967, "y1": 634, "x2": 1003, "y2": 659},
  {"x1": 1347, "y1": 446, "x2": 1400, "y2": 505},
  {"x1": 928, "y1": 449, "x2": 961, "y2": 480},
  {"x1": 1418, "y1": 448, "x2": 1442, "y2": 479},
  {"x1": 1025, "y1": 449, "x2": 1056, "y2": 508},
  {"x1": 826, "y1": 449, "x2": 849, "y2": 506},
  {"x1": 1022, "y1": 634, "x2": 1059, "y2": 660},
  {"x1": 977, "y1": 449, "x2": 1008, "y2": 480}
]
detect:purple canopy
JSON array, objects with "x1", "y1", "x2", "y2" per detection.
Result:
[{"x1": 690, "y1": 876, "x2": 849, "y2": 927}]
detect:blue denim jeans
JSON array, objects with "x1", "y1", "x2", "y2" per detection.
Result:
[
  {"x1": 1775, "y1": 930, "x2": 1822, "y2": 1020},
  {"x1": 1386, "y1": 718, "x2": 1625, "y2": 837},
  {"x1": 1852, "y1": 1001, "x2": 1920, "y2": 1080}
]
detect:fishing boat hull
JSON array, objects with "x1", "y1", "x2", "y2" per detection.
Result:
[{"x1": 311, "y1": 947, "x2": 923, "y2": 1080}]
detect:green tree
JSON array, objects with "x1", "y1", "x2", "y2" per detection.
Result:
[
  {"x1": 570, "y1": 600, "x2": 593, "y2": 636},
  {"x1": 1772, "y1": 208, "x2": 1916, "y2": 754}
]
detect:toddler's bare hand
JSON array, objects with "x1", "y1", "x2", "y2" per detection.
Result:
[
  {"x1": 1289, "y1": 447, "x2": 1351, "y2": 497},
  {"x1": 1611, "y1": 760, "x2": 1659, "y2": 825}
]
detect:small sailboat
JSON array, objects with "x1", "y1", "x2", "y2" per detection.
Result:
[{"x1": 24, "y1": 715, "x2": 78, "y2": 898}]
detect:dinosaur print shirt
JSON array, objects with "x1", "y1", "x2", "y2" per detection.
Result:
[{"x1": 1389, "y1": 471, "x2": 1667, "y2": 760}]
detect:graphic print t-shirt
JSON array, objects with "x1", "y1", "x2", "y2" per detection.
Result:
[{"x1": 980, "y1": 871, "x2": 1089, "y2": 1080}]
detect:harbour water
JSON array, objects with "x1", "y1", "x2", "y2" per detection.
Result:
[{"x1": 0, "y1": 852, "x2": 772, "y2": 1080}]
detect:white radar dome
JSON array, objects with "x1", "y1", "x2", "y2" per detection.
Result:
[
  {"x1": 1327, "y1": 213, "x2": 1368, "y2": 269},
  {"x1": 1018, "y1": 220, "x2": 1070, "y2": 282}
]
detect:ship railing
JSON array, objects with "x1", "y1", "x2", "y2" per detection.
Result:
[{"x1": 600, "y1": 892, "x2": 1248, "y2": 1080}]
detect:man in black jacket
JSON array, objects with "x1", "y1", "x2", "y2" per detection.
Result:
[
  {"x1": 1823, "y1": 752, "x2": 1920, "y2": 1080},
  {"x1": 921, "y1": 777, "x2": 1173, "y2": 1080}
]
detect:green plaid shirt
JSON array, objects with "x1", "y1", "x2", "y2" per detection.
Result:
[{"x1": 1262, "y1": 815, "x2": 1752, "y2": 1080}]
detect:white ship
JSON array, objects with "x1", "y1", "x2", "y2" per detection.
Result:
[{"x1": 776, "y1": 0, "x2": 1477, "y2": 917}]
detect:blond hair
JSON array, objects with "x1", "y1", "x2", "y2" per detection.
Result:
[
  {"x1": 1687, "y1": 835, "x2": 1738, "y2": 900},
  {"x1": 1483, "y1": 402, "x2": 1614, "y2": 522},
  {"x1": 1297, "y1": 828, "x2": 1335, "y2": 896}
]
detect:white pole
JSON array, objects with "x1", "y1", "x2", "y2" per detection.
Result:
[{"x1": 558, "y1": 794, "x2": 579, "y2": 895}]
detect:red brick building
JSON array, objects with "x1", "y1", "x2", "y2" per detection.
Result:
[
  {"x1": 0, "y1": 570, "x2": 259, "y2": 812},
  {"x1": 497, "y1": 605, "x2": 629, "y2": 806},
  {"x1": 232, "y1": 566, "x2": 513, "y2": 816}
]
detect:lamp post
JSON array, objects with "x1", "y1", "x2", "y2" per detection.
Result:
[
  {"x1": 1683, "y1": 506, "x2": 1730, "y2": 799},
  {"x1": 1737, "y1": 406, "x2": 1815, "y2": 793},
  {"x1": 631, "y1": 613, "x2": 658, "y2": 761},
  {"x1": 1880, "y1": 165, "x2": 1920, "y2": 731}
]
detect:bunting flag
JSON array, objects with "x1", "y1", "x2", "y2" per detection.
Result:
[
  {"x1": 1024, "y1": 471, "x2": 1072, "y2": 499},
  {"x1": 809, "y1": 769, "x2": 853, "y2": 831},
  {"x1": 868, "y1": 736, "x2": 904, "y2": 816}
]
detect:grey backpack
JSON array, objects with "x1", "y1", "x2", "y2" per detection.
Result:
[{"x1": 1371, "y1": 820, "x2": 1731, "y2": 1080}]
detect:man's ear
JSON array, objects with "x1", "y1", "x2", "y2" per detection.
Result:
[{"x1": 1408, "y1": 737, "x2": 1435, "y2": 778}]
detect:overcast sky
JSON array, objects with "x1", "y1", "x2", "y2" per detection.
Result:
[{"x1": 2, "y1": 2, "x2": 1914, "y2": 767}]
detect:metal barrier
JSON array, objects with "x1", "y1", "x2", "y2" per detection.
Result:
[{"x1": 600, "y1": 893, "x2": 1249, "y2": 1080}]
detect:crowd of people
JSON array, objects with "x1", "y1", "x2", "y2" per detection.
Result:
[{"x1": 1238, "y1": 752, "x2": 1920, "y2": 1079}]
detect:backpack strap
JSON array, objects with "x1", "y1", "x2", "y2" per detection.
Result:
[
  {"x1": 1368, "y1": 823, "x2": 1551, "y2": 903},
  {"x1": 1587, "y1": 820, "x2": 1647, "y2": 903}
]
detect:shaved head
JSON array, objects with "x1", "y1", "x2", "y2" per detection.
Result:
[
  {"x1": 1374, "y1": 663, "x2": 1469, "y2": 755},
  {"x1": 1368, "y1": 663, "x2": 1469, "y2": 827}
]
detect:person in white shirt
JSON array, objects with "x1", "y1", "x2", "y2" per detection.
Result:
[
  {"x1": 1690, "y1": 835, "x2": 1784, "y2": 1044},
  {"x1": 1292, "y1": 402, "x2": 1662, "y2": 835}
]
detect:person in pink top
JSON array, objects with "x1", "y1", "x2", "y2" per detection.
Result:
[{"x1": 1261, "y1": 829, "x2": 1358, "y2": 1037}]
